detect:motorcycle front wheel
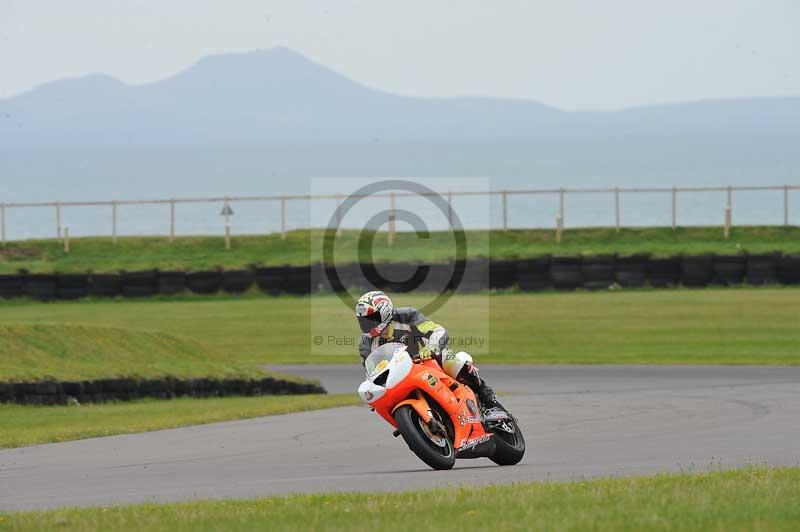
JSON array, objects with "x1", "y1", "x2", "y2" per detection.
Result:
[{"x1": 394, "y1": 405, "x2": 456, "y2": 470}]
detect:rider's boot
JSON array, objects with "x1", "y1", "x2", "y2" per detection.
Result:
[{"x1": 457, "y1": 362, "x2": 497, "y2": 407}]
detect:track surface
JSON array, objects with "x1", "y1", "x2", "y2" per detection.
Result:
[{"x1": 2, "y1": 365, "x2": 799, "y2": 511}]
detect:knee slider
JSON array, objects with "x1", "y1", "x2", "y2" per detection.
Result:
[{"x1": 442, "y1": 350, "x2": 473, "y2": 380}]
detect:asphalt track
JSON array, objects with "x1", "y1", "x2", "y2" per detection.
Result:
[{"x1": 2, "y1": 365, "x2": 799, "y2": 511}]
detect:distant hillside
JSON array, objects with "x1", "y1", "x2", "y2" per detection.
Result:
[{"x1": 2, "y1": 46, "x2": 798, "y2": 147}]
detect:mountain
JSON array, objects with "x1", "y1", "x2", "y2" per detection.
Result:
[{"x1": 2, "y1": 46, "x2": 798, "y2": 147}]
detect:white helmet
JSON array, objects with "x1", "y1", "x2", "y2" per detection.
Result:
[{"x1": 355, "y1": 290, "x2": 393, "y2": 338}]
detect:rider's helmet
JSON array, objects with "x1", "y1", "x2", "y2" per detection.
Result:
[{"x1": 356, "y1": 290, "x2": 393, "y2": 338}]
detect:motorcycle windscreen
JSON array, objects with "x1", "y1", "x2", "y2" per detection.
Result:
[{"x1": 364, "y1": 342, "x2": 406, "y2": 378}]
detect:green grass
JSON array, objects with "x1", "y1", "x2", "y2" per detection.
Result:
[
  {"x1": 1, "y1": 288, "x2": 798, "y2": 372},
  {"x1": 2, "y1": 226, "x2": 799, "y2": 273},
  {"x1": 0, "y1": 324, "x2": 265, "y2": 382},
  {"x1": 0, "y1": 394, "x2": 359, "y2": 449},
  {"x1": 3, "y1": 467, "x2": 798, "y2": 531}
]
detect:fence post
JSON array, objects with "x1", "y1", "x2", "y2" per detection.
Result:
[
  {"x1": 447, "y1": 191, "x2": 453, "y2": 227},
  {"x1": 671, "y1": 187, "x2": 677, "y2": 230},
  {"x1": 502, "y1": 190, "x2": 508, "y2": 231},
  {"x1": 64, "y1": 227, "x2": 70, "y2": 253},
  {"x1": 724, "y1": 208, "x2": 731, "y2": 239},
  {"x1": 169, "y1": 200, "x2": 176, "y2": 242},
  {"x1": 56, "y1": 202, "x2": 62, "y2": 240},
  {"x1": 0, "y1": 203, "x2": 5, "y2": 245},
  {"x1": 335, "y1": 193, "x2": 342, "y2": 235},
  {"x1": 614, "y1": 187, "x2": 621, "y2": 233},
  {"x1": 784, "y1": 185, "x2": 790, "y2": 226},
  {"x1": 388, "y1": 192, "x2": 396, "y2": 246},
  {"x1": 555, "y1": 217, "x2": 563, "y2": 244},
  {"x1": 111, "y1": 201, "x2": 117, "y2": 244},
  {"x1": 727, "y1": 185, "x2": 733, "y2": 218},
  {"x1": 280, "y1": 196, "x2": 287, "y2": 240},
  {"x1": 559, "y1": 188, "x2": 565, "y2": 226}
]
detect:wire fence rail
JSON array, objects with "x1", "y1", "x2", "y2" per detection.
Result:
[{"x1": 1, "y1": 184, "x2": 798, "y2": 245}]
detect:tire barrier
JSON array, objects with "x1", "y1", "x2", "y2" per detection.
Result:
[
  {"x1": 57, "y1": 273, "x2": 90, "y2": 300},
  {"x1": 0, "y1": 376, "x2": 326, "y2": 405},
  {"x1": 516, "y1": 257, "x2": 550, "y2": 292},
  {"x1": 186, "y1": 270, "x2": 223, "y2": 295},
  {"x1": 285, "y1": 265, "x2": 312, "y2": 295},
  {"x1": 712, "y1": 255, "x2": 747, "y2": 286},
  {"x1": 582, "y1": 255, "x2": 616, "y2": 291},
  {"x1": 457, "y1": 259, "x2": 490, "y2": 293},
  {"x1": 157, "y1": 271, "x2": 186, "y2": 295},
  {"x1": 680, "y1": 255, "x2": 714, "y2": 288},
  {"x1": 777, "y1": 254, "x2": 800, "y2": 285},
  {"x1": 255, "y1": 266, "x2": 286, "y2": 296},
  {"x1": 0, "y1": 274, "x2": 24, "y2": 299},
  {"x1": 550, "y1": 257, "x2": 583, "y2": 290},
  {"x1": 120, "y1": 270, "x2": 157, "y2": 298},
  {"x1": 89, "y1": 273, "x2": 122, "y2": 298},
  {"x1": 222, "y1": 269, "x2": 255, "y2": 294},
  {"x1": 24, "y1": 273, "x2": 58, "y2": 300},
  {"x1": 615, "y1": 254, "x2": 649, "y2": 288},
  {"x1": 648, "y1": 257, "x2": 681, "y2": 288},
  {"x1": 3, "y1": 252, "x2": 800, "y2": 302},
  {"x1": 745, "y1": 253, "x2": 780, "y2": 285},
  {"x1": 489, "y1": 260, "x2": 517, "y2": 290}
]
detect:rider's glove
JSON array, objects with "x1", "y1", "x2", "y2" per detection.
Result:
[{"x1": 416, "y1": 344, "x2": 438, "y2": 361}]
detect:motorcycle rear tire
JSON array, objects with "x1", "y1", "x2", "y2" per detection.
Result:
[{"x1": 394, "y1": 405, "x2": 456, "y2": 471}]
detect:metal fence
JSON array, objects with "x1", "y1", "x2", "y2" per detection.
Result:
[{"x1": 1, "y1": 184, "x2": 798, "y2": 244}]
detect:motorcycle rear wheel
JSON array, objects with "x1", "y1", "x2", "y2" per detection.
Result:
[{"x1": 394, "y1": 405, "x2": 456, "y2": 470}]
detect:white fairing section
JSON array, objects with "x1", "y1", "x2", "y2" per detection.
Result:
[
  {"x1": 358, "y1": 344, "x2": 413, "y2": 404},
  {"x1": 358, "y1": 380, "x2": 386, "y2": 404},
  {"x1": 385, "y1": 348, "x2": 413, "y2": 389}
]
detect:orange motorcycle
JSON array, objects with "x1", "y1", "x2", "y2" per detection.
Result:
[{"x1": 358, "y1": 342, "x2": 525, "y2": 470}]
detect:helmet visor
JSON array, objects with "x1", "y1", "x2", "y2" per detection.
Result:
[{"x1": 358, "y1": 312, "x2": 383, "y2": 334}]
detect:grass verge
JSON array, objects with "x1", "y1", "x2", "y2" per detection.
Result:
[
  {"x1": 2, "y1": 226, "x2": 799, "y2": 273},
  {"x1": 0, "y1": 394, "x2": 359, "y2": 449},
  {"x1": 1, "y1": 288, "x2": 798, "y2": 367},
  {"x1": 0, "y1": 324, "x2": 265, "y2": 382},
  {"x1": 2, "y1": 467, "x2": 798, "y2": 531}
]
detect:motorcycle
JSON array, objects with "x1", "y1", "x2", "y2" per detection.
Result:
[{"x1": 358, "y1": 342, "x2": 525, "y2": 470}]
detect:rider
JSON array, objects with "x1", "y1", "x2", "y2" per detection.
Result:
[{"x1": 356, "y1": 290, "x2": 497, "y2": 407}]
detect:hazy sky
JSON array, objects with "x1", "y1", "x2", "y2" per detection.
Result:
[{"x1": 1, "y1": 0, "x2": 797, "y2": 110}]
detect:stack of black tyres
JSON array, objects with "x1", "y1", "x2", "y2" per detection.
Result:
[
  {"x1": 489, "y1": 260, "x2": 517, "y2": 290},
  {"x1": 745, "y1": 253, "x2": 780, "y2": 285},
  {"x1": 286, "y1": 265, "x2": 312, "y2": 295},
  {"x1": 615, "y1": 254, "x2": 649, "y2": 288},
  {"x1": 24, "y1": 273, "x2": 57, "y2": 300},
  {"x1": 121, "y1": 270, "x2": 157, "y2": 297},
  {"x1": 517, "y1": 257, "x2": 550, "y2": 292},
  {"x1": 186, "y1": 270, "x2": 222, "y2": 295},
  {"x1": 550, "y1": 257, "x2": 582, "y2": 290},
  {"x1": 89, "y1": 273, "x2": 121, "y2": 298},
  {"x1": 255, "y1": 266, "x2": 286, "y2": 296},
  {"x1": 681, "y1": 255, "x2": 714, "y2": 287},
  {"x1": 157, "y1": 271, "x2": 186, "y2": 295},
  {"x1": 777, "y1": 254, "x2": 800, "y2": 285},
  {"x1": 0, "y1": 274, "x2": 24, "y2": 299},
  {"x1": 648, "y1": 257, "x2": 681, "y2": 287},
  {"x1": 57, "y1": 273, "x2": 89, "y2": 300},
  {"x1": 582, "y1": 255, "x2": 616, "y2": 290},
  {"x1": 427, "y1": 263, "x2": 458, "y2": 293},
  {"x1": 222, "y1": 269, "x2": 255, "y2": 294},
  {"x1": 457, "y1": 259, "x2": 489, "y2": 293},
  {"x1": 712, "y1": 255, "x2": 747, "y2": 286}
]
